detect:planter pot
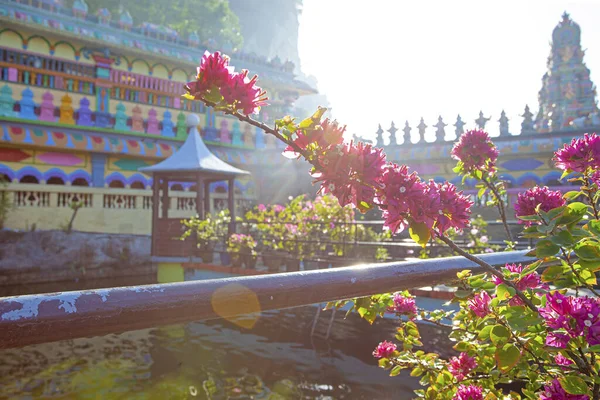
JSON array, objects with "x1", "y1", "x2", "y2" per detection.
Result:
[
  {"x1": 220, "y1": 252, "x2": 231, "y2": 266},
  {"x1": 303, "y1": 260, "x2": 319, "y2": 271},
  {"x1": 262, "y1": 251, "x2": 284, "y2": 272},
  {"x1": 285, "y1": 259, "x2": 300, "y2": 272},
  {"x1": 198, "y1": 250, "x2": 214, "y2": 264},
  {"x1": 244, "y1": 255, "x2": 258, "y2": 269},
  {"x1": 231, "y1": 254, "x2": 243, "y2": 268},
  {"x1": 317, "y1": 260, "x2": 330, "y2": 269}
]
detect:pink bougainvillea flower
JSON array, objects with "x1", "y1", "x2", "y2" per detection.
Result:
[
  {"x1": 220, "y1": 70, "x2": 268, "y2": 115},
  {"x1": 451, "y1": 129, "x2": 499, "y2": 173},
  {"x1": 514, "y1": 186, "x2": 566, "y2": 226},
  {"x1": 372, "y1": 340, "x2": 397, "y2": 358},
  {"x1": 554, "y1": 354, "x2": 574, "y2": 369},
  {"x1": 284, "y1": 118, "x2": 346, "y2": 158},
  {"x1": 388, "y1": 293, "x2": 417, "y2": 316},
  {"x1": 492, "y1": 263, "x2": 546, "y2": 305},
  {"x1": 448, "y1": 352, "x2": 477, "y2": 382},
  {"x1": 433, "y1": 181, "x2": 473, "y2": 234},
  {"x1": 546, "y1": 332, "x2": 570, "y2": 348},
  {"x1": 553, "y1": 133, "x2": 600, "y2": 173},
  {"x1": 377, "y1": 164, "x2": 429, "y2": 234},
  {"x1": 453, "y1": 384, "x2": 483, "y2": 400},
  {"x1": 185, "y1": 51, "x2": 233, "y2": 98},
  {"x1": 257, "y1": 204, "x2": 266, "y2": 212},
  {"x1": 315, "y1": 141, "x2": 386, "y2": 211},
  {"x1": 467, "y1": 291, "x2": 491, "y2": 318},
  {"x1": 540, "y1": 379, "x2": 589, "y2": 400}
]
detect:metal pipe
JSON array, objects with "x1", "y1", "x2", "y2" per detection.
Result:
[{"x1": 0, "y1": 250, "x2": 534, "y2": 350}]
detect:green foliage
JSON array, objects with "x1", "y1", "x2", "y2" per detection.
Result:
[
  {"x1": 0, "y1": 176, "x2": 13, "y2": 229},
  {"x1": 83, "y1": 0, "x2": 243, "y2": 49},
  {"x1": 180, "y1": 209, "x2": 230, "y2": 250}
]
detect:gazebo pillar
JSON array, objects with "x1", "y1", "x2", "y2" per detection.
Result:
[
  {"x1": 195, "y1": 175, "x2": 204, "y2": 219},
  {"x1": 161, "y1": 177, "x2": 169, "y2": 219},
  {"x1": 204, "y1": 180, "x2": 211, "y2": 216},
  {"x1": 151, "y1": 176, "x2": 160, "y2": 255},
  {"x1": 228, "y1": 178, "x2": 235, "y2": 235}
]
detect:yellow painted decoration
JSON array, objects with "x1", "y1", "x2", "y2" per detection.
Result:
[
  {"x1": 59, "y1": 94, "x2": 75, "y2": 124},
  {"x1": 157, "y1": 263, "x2": 185, "y2": 284}
]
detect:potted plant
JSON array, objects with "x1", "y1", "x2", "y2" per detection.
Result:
[
  {"x1": 246, "y1": 204, "x2": 286, "y2": 272},
  {"x1": 227, "y1": 233, "x2": 257, "y2": 269},
  {"x1": 181, "y1": 215, "x2": 218, "y2": 263}
]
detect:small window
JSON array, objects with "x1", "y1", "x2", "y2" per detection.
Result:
[
  {"x1": 130, "y1": 181, "x2": 146, "y2": 189},
  {"x1": 215, "y1": 186, "x2": 227, "y2": 194},
  {"x1": 20, "y1": 175, "x2": 39, "y2": 184},
  {"x1": 47, "y1": 177, "x2": 65, "y2": 185},
  {"x1": 0, "y1": 174, "x2": 11, "y2": 184},
  {"x1": 170, "y1": 184, "x2": 184, "y2": 191},
  {"x1": 109, "y1": 180, "x2": 125, "y2": 188},
  {"x1": 72, "y1": 178, "x2": 89, "y2": 187}
]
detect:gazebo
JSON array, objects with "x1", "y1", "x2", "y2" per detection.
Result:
[{"x1": 139, "y1": 114, "x2": 249, "y2": 258}]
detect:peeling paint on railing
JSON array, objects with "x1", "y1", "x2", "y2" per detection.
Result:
[{"x1": 0, "y1": 250, "x2": 534, "y2": 349}]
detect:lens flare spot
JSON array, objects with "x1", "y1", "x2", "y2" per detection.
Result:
[{"x1": 211, "y1": 283, "x2": 261, "y2": 329}]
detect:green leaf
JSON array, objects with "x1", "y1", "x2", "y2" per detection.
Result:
[
  {"x1": 409, "y1": 221, "x2": 431, "y2": 248},
  {"x1": 477, "y1": 186, "x2": 487, "y2": 198},
  {"x1": 560, "y1": 169, "x2": 572, "y2": 181},
  {"x1": 410, "y1": 367, "x2": 424, "y2": 377},
  {"x1": 574, "y1": 241, "x2": 600, "y2": 261},
  {"x1": 579, "y1": 269, "x2": 597, "y2": 285},
  {"x1": 546, "y1": 205, "x2": 567, "y2": 221},
  {"x1": 490, "y1": 325, "x2": 510, "y2": 345},
  {"x1": 585, "y1": 345, "x2": 600, "y2": 353},
  {"x1": 496, "y1": 343, "x2": 521, "y2": 372},
  {"x1": 589, "y1": 221, "x2": 600, "y2": 237},
  {"x1": 559, "y1": 376, "x2": 591, "y2": 396},
  {"x1": 517, "y1": 214, "x2": 540, "y2": 222},
  {"x1": 563, "y1": 191, "x2": 583, "y2": 201},
  {"x1": 542, "y1": 264, "x2": 565, "y2": 282},
  {"x1": 390, "y1": 365, "x2": 402, "y2": 377},
  {"x1": 536, "y1": 239, "x2": 560, "y2": 258},
  {"x1": 298, "y1": 107, "x2": 327, "y2": 130},
  {"x1": 520, "y1": 261, "x2": 542, "y2": 275},
  {"x1": 454, "y1": 289, "x2": 473, "y2": 299},
  {"x1": 579, "y1": 259, "x2": 600, "y2": 273},
  {"x1": 550, "y1": 230, "x2": 575, "y2": 247},
  {"x1": 478, "y1": 325, "x2": 494, "y2": 340},
  {"x1": 496, "y1": 284, "x2": 515, "y2": 301},
  {"x1": 558, "y1": 202, "x2": 589, "y2": 225}
]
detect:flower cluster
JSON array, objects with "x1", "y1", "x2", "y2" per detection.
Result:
[
  {"x1": 467, "y1": 291, "x2": 491, "y2": 318},
  {"x1": 540, "y1": 292, "x2": 600, "y2": 348},
  {"x1": 453, "y1": 384, "x2": 483, "y2": 400},
  {"x1": 184, "y1": 51, "x2": 267, "y2": 115},
  {"x1": 284, "y1": 118, "x2": 346, "y2": 157},
  {"x1": 515, "y1": 186, "x2": 566, "y2": 226},
  {"x1": 372, "y1": 340, "x2": 397, "y2": 359},
  {"x1": 448, "y1": 352, "x2": 477, "y2": 382},
  {"x1": 388, "y1": 292, "x2": 418, "y2": 317},
  {"x1": 314, "y1": 141, "x2": 387, "y2": 211},
  {"x1": 492, "y1": 263, "x2": 545, "y2": 305},
  {"x1": 540, "y1": 379, "x2": 589, "y2": 400},
  {"x1": 451, "y1": 129, "x2": 499, "y2": 173},
  {"x1": 376, "y1": 164, "x2": 473, "y2": 236},
  {"x1": 553, "y1": 133, "x2": 600, "y2": 174}
]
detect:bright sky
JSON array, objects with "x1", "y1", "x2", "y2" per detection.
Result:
[{"x1": 298, "y1": 0, "x2": 600, "y2": 143}]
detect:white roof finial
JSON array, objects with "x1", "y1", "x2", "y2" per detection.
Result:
[{"x1": 187, "y1": 113, "x2": 200, "y2": 127}]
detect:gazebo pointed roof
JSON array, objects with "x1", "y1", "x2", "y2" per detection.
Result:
[{"x1": 139, "y1": 114, "x2": 249, "y2": 179}]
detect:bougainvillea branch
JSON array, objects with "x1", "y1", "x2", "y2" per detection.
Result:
[{"x1": 185, "y1": 51, "x2": 600, "y2": 400}]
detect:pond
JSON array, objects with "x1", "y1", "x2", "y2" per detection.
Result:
[{"x1": 0, "y1": 275, "x2": 457, "y2": 399}]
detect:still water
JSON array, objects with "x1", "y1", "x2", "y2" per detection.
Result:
[{"x1": 0, "y1": 275, "x2": 456, "y2": 399}]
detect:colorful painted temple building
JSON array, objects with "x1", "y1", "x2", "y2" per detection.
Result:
[
  {"x1": 0, "y1": 0, "x2": 316, "y2": 234},
  {"x1": 0, "y1": 5, "x2": 598, "y2": 234},
  {"x1": 359, "y1": 12, "x2": 600, "y2": 218}
]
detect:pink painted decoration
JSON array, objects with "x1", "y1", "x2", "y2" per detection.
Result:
[
  {"x1": 219, "y1": 120, "x2": 231, "y2": 143},
  {"x1": 131, "y1": 105, "x2": 144, "y2": 132},
  {"x1": 39, "y1": 91, "x2": 56, "y2": 122},
  {"x1": 146, "y1": 108, "x2": 160, "y2": 135},
  {"x1": 37, "y1": 152, "x2": 83, "y2": 166}
]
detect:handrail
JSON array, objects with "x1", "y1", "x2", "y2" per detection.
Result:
[{"x1": 0, "y1": 250, "x2": 534, "y2": 349}]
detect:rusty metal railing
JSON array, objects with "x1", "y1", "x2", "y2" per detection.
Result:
[{"x1": 0, "y1": 250, "x2": 534, "y2": 350}]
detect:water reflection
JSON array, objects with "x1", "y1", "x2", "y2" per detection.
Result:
[{"x1": 0, "y1": 276, "x2": 456, "y2": 399}]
